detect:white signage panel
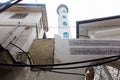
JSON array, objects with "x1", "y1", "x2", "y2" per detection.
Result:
[
  {"x1": 70, "y1": 47, "x2": 120, "y2": 55},
  {"x1": 69, "y1": 40, "x2": 120, "y2": 46}
]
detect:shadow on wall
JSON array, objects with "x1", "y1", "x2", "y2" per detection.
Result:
[{"x1": 0, "y1": 68, "x2": 25, "y2": 80}]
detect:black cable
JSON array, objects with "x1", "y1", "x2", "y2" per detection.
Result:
[
  {"x1": 4, "y1": 42, "x2": 120, "y2": 67},
  {"x1": 1, "y1": 43, "x2": 120, "y2": 69},
  {"x1": 3, "y1": 42, "x2": 120, "y2": 67},
  {"x1": 0, "y1": 56, "x2": 119, "y2": 69},
  {"x1": 1, "y1": 42, "x2": 115, "y2": 75},
  {"x1": 0, "y1": 0, "x2": 22, "y2": 13},
  {"x1": 34, "y1": 68, "x2": 85, "y2": 76},
  {"x1": 0, "y1": 0, "x2": 12, "y2": 6},
  {"x1": 47, "y1": 70, "x2": 86, "y2": 76},
  {"x1": 50, "y1": 55, "x2": 120, "y2": 66},
  {"x1": 32, "y1": 57, "x2": 120, "y2": 70},
  {"x1": 9, "y1": 42, "x2": 32, "y2": 65},
  {"x1": 7, "y1": 40, "x2": 120, "y2": 68},
  {"x1": 8, "y1": 27, "x2": 25, "y2": 50},
  {"x1": 6, "y1": 36, "x2": 17, "y2": 49}
]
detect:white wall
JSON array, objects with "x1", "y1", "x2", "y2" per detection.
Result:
[
  {"x1": 0, "y1": 25, "x2": 37, "y2": 80},
  {"x1": 57, "y1": 6, "x2": 71, "y2": 38},
  {"x1": 54, "y1": 35, "x2": 108, "y2": 80},
  {"x1": 0, "y1": 26, "x2": 36, "y2": 52},
  {"x1": 0, "y1": 7, "x2": 47, "y2": 80},
  {"x1": 88, "y1": 27, "x2": 120, "y2": 40},
  {"x1": 0, "y1": 11, "x2": 41, "y2": 26}
]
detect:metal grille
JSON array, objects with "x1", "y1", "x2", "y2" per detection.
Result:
[
  {"x1": 107, "y1": 66, "x2": 120, "y2": 80},
  {"x1": 94, "y1": 66, "x2": 120, "y2": 80},
  {"x1": 94, "y1": 66, "x2": 109, "y2": 80}
]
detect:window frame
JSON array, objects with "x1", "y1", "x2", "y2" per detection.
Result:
[
  {"x1": 62, "y1": 15, "x2": 66, "y2": 18},
  {"x1": 63, "y1": 32, "x2": 69, "y2": 38},
  {"x1": 63, "y1": 22, "x2": 67, "y2": 26}
]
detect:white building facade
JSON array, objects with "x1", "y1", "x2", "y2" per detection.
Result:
[
  {"x1": 0, "y1": 3, "x2": 48, "y2": 80},
  {"x1": 57, "y1": 4, "x2": 71, "y2": 38},
  {"x1": 76, "y1": 15, "x2": 120, "y2": 80}
]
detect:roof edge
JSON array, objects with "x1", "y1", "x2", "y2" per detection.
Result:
[
  {"x1": 76, "y1": 15, "x2": 120, "y2": 24},
  {"x1": 0, "y1": 2, "x2": 46, "y2": 7},
  {"x1": 76, "y1": 15, "x2": 120, "y2": 38},
  {"x1": 57, "y1": 4, "x2": 68, "y2": 14}
]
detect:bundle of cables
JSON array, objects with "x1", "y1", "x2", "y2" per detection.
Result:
[
  {"x1": 0, "y1": 42, "x2": 120, "y2": 76},
  {"x1": 0, "y1": 0, "x2": 120, "y2": 76}
]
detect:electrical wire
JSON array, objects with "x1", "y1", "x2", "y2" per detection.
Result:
[
  {"x1": 1, "y1": 38, "x2": 119, "y2": 73},
  {"x1": 6, "y1": 36, "x2": 17, "y2": 49},
  {"x1": 0, "y1": 55, "x2": 119, "y2": 69},
  {"x1": 1, "y1": 42, "x2": 120, "y2": 70},
  {"x1": 7, "y1": 27, "x2": 26, "y2": 50},
  {"x1": 3, "y1": 42, "x2": 120, "y2": 67},
  {"x1": 0, "y1": 0, "x2": 22, "y2": 13},
  {"x1": 36, "y1": 66, "x2": 86, "y2": 76},
  {"x1": 32, "y1": 57, "x2": 120, "y2": 70},
  {"x1": 47, "y1": 70, "x2": 86, "y2": 76},
  {"x1": 5, "y1": 42, "x2": 120, "y2": 67},
  {"x1": 0, "y1": 56, "x2": 119, "y2": 77},
  {"x1": 9, "y1": 42, "x2": 32, "y2": 65},
  {"x1": 0, "y1": 0, "x2": 12, "y2": 6},
  {"x1": 33, "y1": 55, "x2": 120, "y2": 67}
]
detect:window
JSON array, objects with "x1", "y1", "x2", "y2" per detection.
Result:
[
  {"x1": 10, "y1": 13, "x2": 28, "y2": 19},
  {"x1": 62, "y1": 10, "x2": 66, "y2": 13},
  {"x1": 63, "y1": 22, "x2": 67, "y2": 26},
  {"x1": 62, "y1": 15, "x2": 66, "y2": 18},
  {"x1": 63, "y1": 32, "x2": 69, "y2": 38}
]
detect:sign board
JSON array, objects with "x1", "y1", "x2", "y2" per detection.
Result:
[
  {"x1": 70, "y1": 47, "x2": 120, "y2": 55},
  {"x1": 69, "y1": 40, "x2": 120, "y2": 46},
  {"x1": 69, "y1": 39, "x2": 120, "y2": 55}
]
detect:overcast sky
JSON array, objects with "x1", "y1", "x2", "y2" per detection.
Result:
[{"x1": 1, "y1": 0, "x2": 120, "y2": 38}]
